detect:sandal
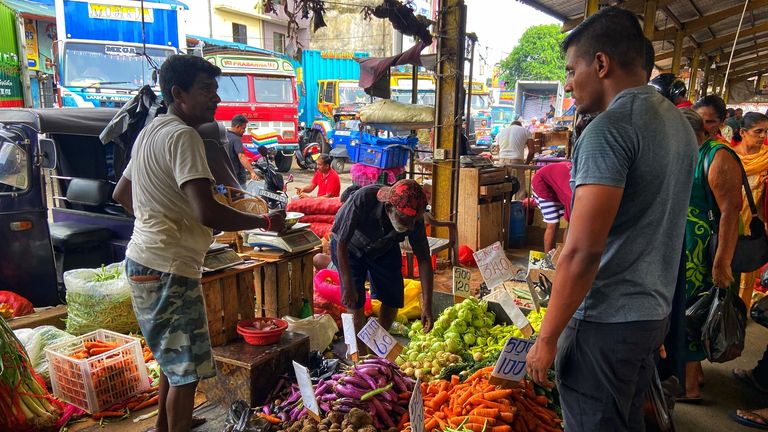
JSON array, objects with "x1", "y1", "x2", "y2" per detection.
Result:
[
  {"x1": 733, "y1": 368, "x2": 768, "y2": 393},
  {"x1": 731, "y1": 410, "x2": 768, "y2": 430}
]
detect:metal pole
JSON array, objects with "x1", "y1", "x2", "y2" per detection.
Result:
[
  {"x1": 722, "y1": 0, "x2": 750, "y2": 95},
  {"x1": 465, "y1": 38, "x2": 475, "y2": 141}
]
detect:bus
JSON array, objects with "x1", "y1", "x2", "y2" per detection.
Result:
[
  {"x1": 390, "y1": 72, "x2": 436, "y2": 105},
  {"x1": 464, "y1": 81, "x2": 492, "y2": 146}
]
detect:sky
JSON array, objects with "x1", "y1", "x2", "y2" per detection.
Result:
[{"x1": 463, "y1": 0, "x2": 561, "y2": 81}]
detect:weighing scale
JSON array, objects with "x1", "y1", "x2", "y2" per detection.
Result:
[
  {"x1": 202, "y1": 242, "x2": 244, "y2": 273},
  {"x1": 244, "y1": 223, "x2": 321, "y2": 253}
]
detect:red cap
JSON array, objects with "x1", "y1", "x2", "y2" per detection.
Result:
[{"x1": 376, "y1": 179, "x2": 427, "y2": 217}]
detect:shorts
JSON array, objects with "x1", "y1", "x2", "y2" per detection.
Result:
[
  {"x1": 330, "y1": 237, "x2": 404, "y2": 309},
  {"x1": 125, "y1": 258, "x2": 216, "y2": 386},
  {"x1": 533, "y1": 192, "x2": 565, "y2": 224}
]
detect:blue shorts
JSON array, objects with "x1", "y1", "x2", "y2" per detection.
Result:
[
  {"x1": 125, "y1": 258, "x2": 216, "y2": 386},
  {"x1": 331, "y1": 237, "x2": 404, "y2": 309}
]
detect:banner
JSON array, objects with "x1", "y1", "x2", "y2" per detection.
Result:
[
  {"x1": 0, "y1": 5, "x2": 23, "y2": 107},
  {"x1": 37, "y1": 21, "x2": 56, "y2": 74},
  {"x1": 24, "y1": 19, "x2": 39, "y2": 70}
]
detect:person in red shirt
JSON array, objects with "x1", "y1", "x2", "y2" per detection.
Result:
[
  {"x1": 531, "y1": 161, "x2": 573, "y2": 252},
  {"x1": 296, "y1": 154, "x2": 341, "y2": 198}
]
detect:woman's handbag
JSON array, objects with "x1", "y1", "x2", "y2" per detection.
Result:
[{"x1": 704, "y1": 149, "x2": 768, "y2": 274}]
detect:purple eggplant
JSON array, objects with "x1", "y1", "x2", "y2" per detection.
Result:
[
  {"x1": 392, "y1": 373, "x2": 408, "y2": 392},
  {"x1": 371, "y1": 398, "x2": 395, "y2": 428},
  {"x1": 341, "y1": 374, "x2": 370, "y2": 389},
  {"x1": 320, "y1": 402, "x2": 330, "y2": 412}
]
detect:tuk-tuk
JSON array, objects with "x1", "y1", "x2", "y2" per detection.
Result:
[{"x1": 0, "y1": 108, "x2": 132, "y2": 306}]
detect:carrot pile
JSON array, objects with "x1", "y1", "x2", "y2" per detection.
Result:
[
  {"x1": 69, "y1": 340, "x2": 121, "y2": 359},
  {"x1": 401, "y1": 367, "x2": 562, "y2": 432},
  {"x1": 90, "y1": 386, "x2": 160, "y2": 421}
]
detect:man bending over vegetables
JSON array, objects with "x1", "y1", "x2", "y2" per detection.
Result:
[
  {"x1": 331, "y1": 180, "x2": 434, "y2": 344},
  {"x1": 113, "y1": 55, "x2": 285, "y2": 432}
]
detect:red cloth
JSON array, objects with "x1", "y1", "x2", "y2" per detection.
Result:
[
  {"x1": 676, "y1": 100, "x2": 693, "y2": 108},
  {"x1": 459, "y1": 245, "x2": 477, "y2": 267},
  {"x1": 287, "y1": 197, "x2": 342, "y2": 216},
  {"x1": 312, "y1": 169, "x2": 341, "y2": 197},
  {"x1": 531, "y1": 161, "x2": 573, "y2": 221}
]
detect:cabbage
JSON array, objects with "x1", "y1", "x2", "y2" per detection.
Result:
[{"x1": 15, "y1": 326, "x2": 75, "y2": 382}]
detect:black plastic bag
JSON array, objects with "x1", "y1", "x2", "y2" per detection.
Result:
[
  {"x1": 644, "y1": 369, "x2": 676, "y2": 432},
  {"x1": 224, "y1": 400, "x2": 272, "y2": 432},
  {"x1": 761, "y1": 266, "x2": 768, "y2": 289},
  {"x1": 684, "y1": 288, "x2": 715, "y2": 345},
  {"x1": 751, "y1": 295, "x2": 768, "y2": 329},
  {"x1": 702, "y1": 288, "x2": 747, "y2": 363}
]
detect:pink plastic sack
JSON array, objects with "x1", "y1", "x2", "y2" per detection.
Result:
[{"x1": 314, "y1": 269, "x2": 372, "y2": 314}]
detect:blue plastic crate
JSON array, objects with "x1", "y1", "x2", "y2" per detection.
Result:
[
  {"x1": 360, "y1": 132, "x2": 418, "y2": 147},
  {"x1": 349, "y1": 142, "x2": 412, "y2": 168}
]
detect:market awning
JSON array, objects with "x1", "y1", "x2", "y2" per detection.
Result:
[
  {"x1": 187, "y1": 34, "x2": 286, "y2": 58},
  {"x1": 0, "y1": 0, "x2": 54, "y2": 19}
]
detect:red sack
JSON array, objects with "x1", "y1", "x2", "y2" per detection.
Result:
[
  {"x1": 300, "y1": 215, "x2": 336, "y2": 224},
  {"x1": 308, "y1": 223, "x2": 333, "y2": 239},
  {"x1": 0, "y1": 291, "x2": 35, "y2": 317},
  {"x1": 287, "y1": 197, "x2": 342, "y2": 216}
]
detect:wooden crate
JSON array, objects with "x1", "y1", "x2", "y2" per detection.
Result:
[
  {"x1": 201, "y1": 263, "x2": 257, "y2": 347},
  {"x1": 199, "y1": 332, "x2": 310, "y2": 408},
  {"x1": 251, "y1": 248, "x2": 318, "y2": 318}
]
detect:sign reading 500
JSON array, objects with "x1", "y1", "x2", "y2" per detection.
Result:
[{"x1": 88, "y1": 4, "x2": 154, "y2": 23}]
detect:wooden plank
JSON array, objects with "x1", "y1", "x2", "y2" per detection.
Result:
[
  {"x1": 237, "y1": 270, "x2": 256, "y2": 321},
  {"x1": 263, "y1": 264, "x2": 279, "y2": 317},
  {"x1": 222, "y1": 274, "x2": 240, "y2": 343},
  {"x1": 277, "y1": 261, "x2": 291, "y2": 317},
  {"x1": 290, "y1": 257, "x2": 304, "y2": 317},
  {"x1": 9, "y1": 305, "x2": 68, "y2": 330},
  {"x1": 478, "y1": 201, "x2": 503, "y2": 250},
  {"x1": 202, "y1": 279, "x2": 225, "y2": 346},
  {"x1": 479, "y1": 182, "x2": 514, "y2": 196},
  {"x1": 253, "y1": 266, "x2": 265, "y2": 318},
  {"x1": 301, "y1": 253, "x2": 314, "y2": 313},
  {"x1": 457, "y1": 167, "x2": 479, "y2": 251}
]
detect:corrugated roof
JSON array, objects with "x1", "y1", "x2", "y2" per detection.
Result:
[{"x1": 0, "y1": 0, "x2": 54, "y2": 18}]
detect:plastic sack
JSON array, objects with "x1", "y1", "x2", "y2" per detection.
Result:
[
  {"x1": 13, "y1": 325, "x2": 75, "y2": 382},
  {"x1": 751, "y1": 295, "x2": 768, "y2": 329},
  {"x1": 224, "y1": 400, "x2": 272, "y2": 432},
  {"x1": 643, "y1": 369, "x2": 676, "y2": 432},
  {"x1": 702, "y1": 288, "x2": 747, "y2": 363},
  {"x1": 685, "y1": 288, "x2": 715, "y2": 345},
  {"x1": 371, "y1": 279, "x2": 422, "y2": 322},
  {"x1": 0, "y1": 290, "x2": 34, "y2": 317},
  {"x1": 63, "y1": 262, "x2": 139, "y2": 335},
  {"x1": 313, "y1": 269, "x2": 373, "y2": 314},
  {"x1": 283, "y1": 314, "x2": 339, "y2": 352}
]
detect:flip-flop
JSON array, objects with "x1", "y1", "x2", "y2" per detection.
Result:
[
  {"x1": 143, "y1": 416, "x2": 207, "y2": 432},
  {"x1": 733, "y1": 368, "x2": 768, "y2": 393},
  {"x1": 731, "y1": 410, "x2": 768, "y2": 430},
  {"x1": 675, "y1": 396, "x2": 704, "y2": 404}
]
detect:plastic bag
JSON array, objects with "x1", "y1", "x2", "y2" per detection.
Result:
[
  {"x1": 63, "y1": 262, "x2": 139, "y2": 335},
  {"x1": 13, "y1": 325, "x2": 75, "y2": 382},
  {"x1": 643, "y1": 369, "x2": 676, "y2": 432},
  {"x1": 0, "y1": 290, "x2": 34, "y2": 317},
  {"x1": 224, "y1": 400, "x2": 271, "y2": 432},
  {"x1": 684, "y1": 288, "x2": 715, "y2": 346},
  {"x1": 371, "y1": 278, "x2": 422, "y2": 322},
  {"x1": 313, "y1": 269, "x2": 373, "y2": 314},
  {"x1": 750, "y1": 295, "x2": 768, "y2": 328},
  {"x1": 283, "y1": 314, "x2": 339, "y2": 352},
  {"x1": 702, "y1": 288, "x2": 747, "y2": 363}
]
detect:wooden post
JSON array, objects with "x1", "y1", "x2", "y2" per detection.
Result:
[
  {"x1": 671, "y1": 31, "x2": 684, "y2": 75},
  {"x1": 432, "y1": 0, "x2": 465, "y2": 237},
  {"x1": 643, "y1": 0, "x2": 657, "y2": 39},
  {"x1": 584, "y1": 0, "x2": 599, "y2": 18},
  {"x1": 701, "y1": 56, "x2": 712, "y2": 97},
  {"x1": 688, "y1": 50, "x2": 700, "y2": 101}
]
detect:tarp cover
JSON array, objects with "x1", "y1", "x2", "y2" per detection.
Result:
[{"x1": 0, "y1": 108, "x2": 119, "y2": 136}]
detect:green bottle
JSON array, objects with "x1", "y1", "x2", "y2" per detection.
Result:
[{"x1": 299, "y1": 298, "x2": 313, "y2": 318}]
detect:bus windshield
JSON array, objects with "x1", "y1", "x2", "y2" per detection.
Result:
[
  {"x1": 338, "y1": 86, "x2": 368, "y2": 105},
  {"x1": 253, "y1": 76, "x2": 294, "y2": 103},
  {"x1": 63, "y1": 42, "x2": 173, "y2": 89},
  {"x1": 391, "y1": 90, "x2": 435, "y2": 105},
  {"x1": 470, "y1": 94, "x2": 489, "y2": 110},
  {"x1": 492, "y1": 108, "x2": 515, "y2": 123}
]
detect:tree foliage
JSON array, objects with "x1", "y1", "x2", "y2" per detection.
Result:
[{"x1": 499, "y1": 24, "x2": 566, "y2": 87}]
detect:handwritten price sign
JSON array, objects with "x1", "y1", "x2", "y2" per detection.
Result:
[
  {"x1": 409, "y1": 378, "x2": 424, "y2": 432},
  {"x1": 452, "y1": 267, "x2": 472, "y2": 299},
  {"x1": 491, "y1": 336, "x2": 535, "y2": 384},
  {"x1": 357, "y1": 318, "x2": 402, "y2": 360},
  {"x1": 341, "y1": 313, "x2": 359, "y2": 361},
  {"x1": 292, "y1": 361, "x2": 321, "y2": 420},
  {"x1": 473, "y1": 241, "x2": 514, "y2": 290}
]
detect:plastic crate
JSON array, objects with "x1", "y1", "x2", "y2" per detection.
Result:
[
  {"x1": 350, "y1": 142, "x2": 414, "y2": 169},
  {"x1": 45, "y1": 329, "x2": 149, "y2": 413}
]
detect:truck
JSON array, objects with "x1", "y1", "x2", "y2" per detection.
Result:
[
  {"x1": 390, "y1": 71, "x2": 436, "y2": 105},
  {"x1": 465, "y1": 81, "x2": 492, "y2": 146},
  {"x1": 489, "y1": 88, "x2": 516, "y2": 140},
  {"x1": 513, "y1": 80, "x2": 564, "y2": 125},
  {"x1": 54, "y1": 0, "x2": 187, "y2": 108}
]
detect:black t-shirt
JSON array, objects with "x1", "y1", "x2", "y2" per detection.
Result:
[{"x1": 226, "y1": 130, "x2": 246, "y2": 183}]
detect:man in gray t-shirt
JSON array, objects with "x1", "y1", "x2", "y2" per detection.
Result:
[{"x1": 526, "y1": 8, "x2": 697, "y2": 431}]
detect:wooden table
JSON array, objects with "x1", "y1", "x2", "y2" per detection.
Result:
[
  {"x1": 248, "y1": 247, "x2": 320, "y2": 318},
  {"x1": 201, "y1": 262, "x2": 258, "y2": 346}
]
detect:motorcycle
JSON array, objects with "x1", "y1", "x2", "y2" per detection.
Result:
[
  {"x1": 247, "y1": 146, "x2": 293, "y2": 210},
  {"x1": 295, "y1": 126, "x2": 321, "y2": 170}
]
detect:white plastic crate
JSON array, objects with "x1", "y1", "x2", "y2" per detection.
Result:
[{"x1": 45, "y1": 329, "x2": 149, "y2": 413}]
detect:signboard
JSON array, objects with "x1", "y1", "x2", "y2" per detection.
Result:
[
  {"x1": 88, "y1": 3, "x2": 154, "y2": 22},
  {"x1": 36, "y1": 21, "x2": 56, "y2": 74},
  {"x1": 24, "y1": 20, "x2": 39, "y2": 70},
  {"x1": 292, "y1": 361, "x2": 321, "y2": 420},
  {"x1": 222, "y1": 58, "x2": 279, "y2": 71},
  {"x1": 409, "y1": 378, "x2": 424, "y2": 432},
  {"x1": 341, "y1": 313, "x2": 359, "y2": 362},
  {"x1": 357, "y1": 318, "x2": 402, "y2": 360},
  {"x1": 490, "y1": 336, "x2": 535, "y2": 384},
  {"x1": 452, "y1": 267, "x2": 472, "y2": 300},
  {"x1": 0, "y1": 5, "x2": 23, "y2": 108},
  {"x1": 473, "y1": 241, "x2": 515, "y2": 290},
  {"x1": 320, "y1": 51, "x2": 355, "y2": 59}
]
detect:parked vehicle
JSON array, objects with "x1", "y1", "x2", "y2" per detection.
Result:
[
  {"x1": 390, "y1": 70, "x2": 436, "y2": 105},
  {"x1": 295, "y1": 127, "x2": 321, "y2": 170},
  {"x1": 490, "y1": 105, "x2": 515, "y2": 140},
  {"x1": 247, "y1": 146, "x2": 292, "y2": 210},
  {"x1": 327, "y1": 119, "x2": 365, "y2": 173},
  {"x1": 514, "y1": 80, "x2": 565, "y2": 124},
  {"x1": 54, "y1": 0, "x2": 187, "y2": 108},
  {"x1": 464, "y1": 81, "x2": 492, "y2": 147}
]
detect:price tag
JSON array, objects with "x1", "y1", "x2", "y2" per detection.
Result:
[
  {"x1": 497, "y1": 288, "x2": 533, "y2": 338},
  {"x1": 490, "y1": 336, "x2": 535, "y2": 385},
  {"x1": 357, "y1": 318, "x2": 403, "y2": 361},
  {"x1": 292, "y1": 361, "x2": 321, "y2": 421},
  {"x1": 341, "y1": 313, "x2": 359, "y2": 362},
  {"x1": 409, "y1": 378, "x2": 424, "y2": 432},
  {"x1": 473, "y1": 241, "x2": 514, "y2": 290},
  {"x1": 452, "y1": 266, "x2": 472, "y2": 300}
]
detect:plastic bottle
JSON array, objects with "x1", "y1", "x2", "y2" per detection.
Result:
[{"x1": 299, "y1": 298, "x2": 313, "y2": 319}]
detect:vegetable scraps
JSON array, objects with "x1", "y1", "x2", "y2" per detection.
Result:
[
  {"x1": 0, "y1": 317, "x2": 63, "y2": 431},
  {"x1": 405, "y1": 367, "x2": 563, "y2": 432}
]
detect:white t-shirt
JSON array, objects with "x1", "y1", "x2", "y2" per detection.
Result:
[
  {"x1": 496, "y1": 125, "x2": 531, "y2": 160},
  {"x1": 124, "y1": 114, "x2": 214, "y2": 279}
]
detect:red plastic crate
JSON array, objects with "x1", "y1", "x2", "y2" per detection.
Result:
[{"x1": 45, "y1": 329, "x2": 149, "y2": 413}]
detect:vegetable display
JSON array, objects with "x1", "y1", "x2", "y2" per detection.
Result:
[
  {"x1": 405, "y1": 367, "x2": 563, "y2": 432},
  {"x1": 14, "y1": 326, "x2": 76, "y2": 382},
  {"x1": 0, "y1": 317, "x2": 63, "y2": 431},
  {"x1": 64, "y1": 263, "x2": 139, "y2": 335},
  {"x1": 276, "y1": 408, "x2": 395, "y2": 432}
]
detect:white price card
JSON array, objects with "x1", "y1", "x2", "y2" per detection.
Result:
[
  {"x1": 491, "y1": 336, "x2": 535, "y2": 384},
  {"x1": 452, "y1": 267, "x2": 472, "y2": 300},
  {"x1": 292, "y1": 361, "x2": 321, "y2": 420},
  {"x1": 357, "y1": 318, "x2": 402, "y2": 361},
  {"x1": 341, "y1": 313, "x2": 359, "y2": 362},
  {"x1": 409, "y1": 378, "x2": 424, "y2": 432},
  {"x1": 497, "y1": 288, "x2": 533, "y2": 338},
  {"x1": 473, "y1": 241, "x2": 515, "y2": 290}
]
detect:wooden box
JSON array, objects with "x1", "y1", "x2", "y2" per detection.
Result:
[
  {"x1": 251, "y1": 248, "x2": 318, "y2": 318},
  {"x1": 199, "y1": 332, "x2": 310, "y2": 408},
  {"x1": 201, "y1": 263, "x2": 257, "y2": 347}
]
